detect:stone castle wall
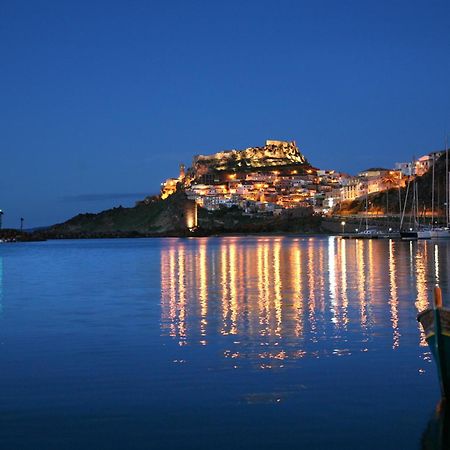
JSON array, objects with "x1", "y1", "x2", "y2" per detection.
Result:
[{"x1": 192, "y1": 140, "x2": 308, "y2": 174}]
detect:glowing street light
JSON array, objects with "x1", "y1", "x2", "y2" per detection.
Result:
[{"x1": 341, "y1": 221, "x2": 346, "y2": 234}]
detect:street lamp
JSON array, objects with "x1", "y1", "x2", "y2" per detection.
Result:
[
  {"x1": 20, "y1": 217, "x2": 24, "y2": 231},
  {"x1": 341, "y1": 221, "x2": 346, "y2": 235},
  {"x1": 0, "y1": 210, "x2": 3, "y2": 230}
]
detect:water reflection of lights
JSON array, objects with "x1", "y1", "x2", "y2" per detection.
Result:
[
  {"x1": 340, "y1": 238, "x2": 348, "y2": 328},
  {"x1": 273, "y1": 240, "x2": 282, "y2": 337},
  {"x1": 434, "y1": 244, "x2": 439, "y2": 285},
  {"x1": 388, "y1": 240, "x2": 400, "y2": 349},
  {"x1": 328, "y1": 237, "x2": 337, "y2": 310},
  {"x1": 415, "y1": 243, "x2": 429, "y2": 312},
  {"x1": 307, "y1": 241, "x2": 317, "y2": 341},
  {"x1": 229, "y1": 242, "x2": 238, "y2": 335},
  {"x1": 356, "y1": 239, "x2": 367, "y2": 329},
  {"x1": 198, "y1": 240, "x2": 208, "y2": 342},
  {"x1": 159, "y1": 238, "x2": 441, "y2": 367},
  {"x1": 415, "y1": 242, "x2": 430, "y2": 347},
  {"x1": 177, "y1": 246, "x2": 187, "y2": 344},
  {"x1": 291, "y1": 244, "x2": 303, "y2": 337}
]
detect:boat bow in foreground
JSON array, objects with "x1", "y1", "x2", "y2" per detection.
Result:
[{"x1": 418, "y1": 287, "x2": 450, "y2": 399}]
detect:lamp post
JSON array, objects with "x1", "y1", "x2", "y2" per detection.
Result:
[
  {"x1": 0, "y1": 210, "x2": 3, "y2": 230},
  {"x1": 20, "y1": 217, "x2": 24, "y2": 231},
  {"x1": 341, "y1": 220, "x2": 346, "y2": 235}
]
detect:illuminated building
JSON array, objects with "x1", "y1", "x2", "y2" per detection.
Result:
[{"x1": 184, "y1": 201, "x2": 198, "y2": 230}]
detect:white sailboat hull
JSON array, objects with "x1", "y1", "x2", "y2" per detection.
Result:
[{"x1": 430, "y1": 228, "x2": 450, "y2": 239}]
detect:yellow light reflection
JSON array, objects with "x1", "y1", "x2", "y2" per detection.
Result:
[
  {"x1": 415, "y1": 242, "x2": 429, "y2": 347},
  {"x1": 273, "y1": 240, "x2": 282, "y2": 337},
  {"x1": 229, "y1": 241, "x2": 238, "y2": 335},
  {"x1": 328, "y1": 236, "x2": 337, "y2": 308},
  {"x1": 291, "y1": 244, "x2": 303, "y2": 337},
  {"x1": 356, "y1": 240, "x2": 367, "y2": 329},
  {"x1": 340, "y1": 238, "x2": 348, "y2": 328},
  {"x1": 159, "y1": 236, "x2": 440, "y2": 366},
  {"x1": 307, "y1": 240, "x2": 317, "y2": 339},
  {"x1": 434, "y1": 244, "x2": 440, "y2": 285},
  {"x1": 177, "y1": 245, "x2": 187, "y2": 344},
  {"x1": 220, "y1": 243, "x2": 230, "y2": 336},
  {"x1": 388, "y1": 240, "x2": 400, "y2": 349},
  {"x1": 199, "y1": 240, "x2": 208, "y2": 341}
]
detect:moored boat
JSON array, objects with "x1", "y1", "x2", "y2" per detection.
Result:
[
  {"x1": 417, "y1": 287, "x2": 450, "y2": 399},
  {"x1": 430, "y1": 227, "x2": 450, "y2": 239},
  {"x1": 401, "y1": 228, "x2": 432, "y2": 240}
]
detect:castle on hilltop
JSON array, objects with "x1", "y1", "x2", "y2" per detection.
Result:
[
  {"x1": 192, "y1": 139, "x2": 308, "y2": 177},
  {"x1": 159, "y1": 138, "x2": 445, "y2": 229},
  {"x1": 192, "y1": 140, "x2": 307, "y2": 171},
  {"x1": 160, "y1": 139, "x2": 315, "y2": 204}
]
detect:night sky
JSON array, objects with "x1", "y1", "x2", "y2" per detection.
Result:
[{"x1": 1, "y1": 0, "x2": 449, "y2": 228}]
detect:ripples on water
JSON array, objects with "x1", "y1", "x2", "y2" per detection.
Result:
[
  {"x1": 161, "y1": 237, "x2": 440, "y2": 359},
  {"x1": 0, "y1": 237, "x2": 449, "y2": 449}
]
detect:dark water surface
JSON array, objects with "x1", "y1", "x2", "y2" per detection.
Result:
[{"x1": 0, "y1": 236, "x2": 448, "y2": 449}]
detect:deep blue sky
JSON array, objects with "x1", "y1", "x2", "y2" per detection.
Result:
[{"x1": 1, "y1": 0, "x2": 449, "y2": 228}]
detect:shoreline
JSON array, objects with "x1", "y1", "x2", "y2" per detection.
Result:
[{"x1": 3, "y1": 229, "x2": 335, "y2": 242}]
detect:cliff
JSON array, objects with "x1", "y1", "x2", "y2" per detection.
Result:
[
  {"x1": 34, "y1": 191, "x2": 321, "y2": 239},
  {"x1": 38, "y1": 192, "x2": 197, "y2": 238}
]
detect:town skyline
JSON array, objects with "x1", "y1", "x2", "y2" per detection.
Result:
[
  {"x1": 1, "y1": 135, "x2": 449, "y2": 229},
  {"x1": 160, "y1": 138, "x2": 445, "y2": 219}
]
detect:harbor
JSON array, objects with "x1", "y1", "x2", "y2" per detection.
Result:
[
  {"x1": 2, "y1": 0, "x2": 450, "y2": 448},
  {"x1": 0, "y1": 236, "x2": 449, "y2": 449}
]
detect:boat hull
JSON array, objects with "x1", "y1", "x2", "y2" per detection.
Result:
[
  {"x1": 401, "y1": 230, "x2": 431, "y2": 239},
  {"x1": 430, "y1": 228, "x2": 450, "y2": 239},
  {"x1": 418, "y1": 308, "x2": 450, "y2": 399}
]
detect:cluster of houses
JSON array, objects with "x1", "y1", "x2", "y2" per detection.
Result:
[{"x1": 160, "y1": 143, "x2": 444, "y2": 216}]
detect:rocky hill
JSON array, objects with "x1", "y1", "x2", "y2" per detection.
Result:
[
  {"x1": 37, "y1": 192, "x2": 197, "y2": 238},
  {"x1": 32, "y1": 190, "x2": 321, "y2": 239},
  {"x1": 193, "y1": 140, "x2": 311, "y2": 176}
]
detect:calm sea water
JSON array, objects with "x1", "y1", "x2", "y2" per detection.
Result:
[{"x1": 0, "y1": 236, "x2": 448, "y2": 449}]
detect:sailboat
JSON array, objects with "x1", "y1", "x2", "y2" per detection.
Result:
[
  {"x1": 400, "y1": 161, "x2": 431, "y2": 239},
  {"x1": 430, "y1": 140, "x2": 450, "y2": 239},
  {"x1": 353, "y1": 183, "x2": 385, "y2": 238}
]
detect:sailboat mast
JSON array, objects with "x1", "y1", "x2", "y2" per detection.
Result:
[
  {"x1": 386, "y1": 189, "x2": 389, "y2": 229},
  {"x1": 365, "y1": 184, "x2": 368, "y2": 231},
  {"x1": 414, "y1": 175, "x2": 418, "y2": 227},
  {"x1": 400, "y1": 167, "x2": 411, "y2": 230},
  {"x1": 446, "y1": 135, "x2": 449, "y2": 227},
  {"x1": 431, "y1": 152, "x2": 435, "y2": 228}
]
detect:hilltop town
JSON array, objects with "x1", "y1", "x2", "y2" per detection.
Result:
[
  {"x1": 19, "y1": 138, "x2": 446, "y2": 239},
  {"x1": 160, "y1": 139, "x2": 443, "y2": 218}
]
